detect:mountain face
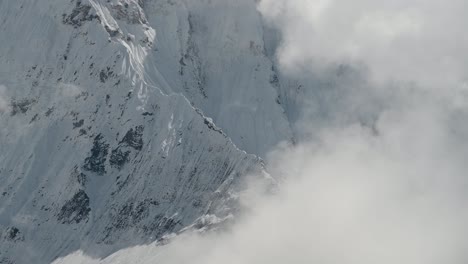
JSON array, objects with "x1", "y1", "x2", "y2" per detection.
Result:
[{"x1": 0, "y1": 0, "x2": 298, "y2": 263}]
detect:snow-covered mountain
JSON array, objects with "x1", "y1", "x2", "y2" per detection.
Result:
[{"x1": 0, "y1": 0, "x2": 300, "y2": 263}]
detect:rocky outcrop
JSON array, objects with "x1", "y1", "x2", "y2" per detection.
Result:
[
  {"x1": 57, "y1": 190, "x2": 91, "y2": 224},
  {"x1": 62, "y1": 1, "x2": 100, "y2": 28},
  {"x1": 83, "y1": 134, "x2": 110, "y2": 175}
]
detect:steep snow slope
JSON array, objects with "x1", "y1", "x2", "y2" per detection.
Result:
[
  {"x1": 0, "y1": 0, "x2": 285, "y2": 263},
  {"x1": 141, "y1": 0, "x2": 293, "y2": 156}
]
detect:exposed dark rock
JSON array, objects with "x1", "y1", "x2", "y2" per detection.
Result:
[
  {"x1": 10, "y1": 98, "x2": 37, "y2": 116},
  {"x1": 192, "y1": 199, "x2": 202, "y2": 208},
  {"x1": 110, "y1": 2, "x2": 147, "y2": 24},
  {"x1": 99, "y1": 70, "x2": 108, "y2": 83},
  {"x1": 45, "y1": 107, "x2": 54, "y2": 117},
  {"x1": 120, "y1": 126, "x2": 144, "y2": 150},
  {"x1": 79, "y1": 129, "x2": 87, "y2": 136},
  {"x1": 0, "y1": 256, "x2": 15, "y2": 264},
  {"x1": 99, "y1": 68, "x2": 114, "y2": 83},
  {"x1": 203, "y1": 118, "x2": 223, "y2": 135},
  {"x1": 140, "y1": 36, "x2": 153, "y2": 47},
  {"x1": 109, "y1": 148, "x2": 130, "y2": 170},
  {"x1": 71, "y1": 166, "x2": 87, "y2": 186},
  {"x1": 132, "y1": 201, "x2": 150, "y2": 223},
  {"x1": 57, "y1": 190, "x2": 91, "y2": 224},
  {"x1": 104, "y1": 199, "x2": 164, "y2": 240},
  {"x1": 105, "y1": 201, "x2": 148, "y2": 233},
  {"x1": 179, "y1": 57, "x2": 186, "y2": 67},
  {"x1": 4, "y1": 227, "x2": 24, "y2": 242},
  {"x1": 76, "y1": 172, "x2": 87, "y2": 186},
  {"x1": 83, "y1": 134, "x2": 109, "y2": 175},
  {"x1": 73, "y1": 119, "x2": 84, "y2": 129},
  {"x1": 108, "y1": 126, "x2": 144, "y2": 170},
  {"x1": 104, "y1": 25, "x2": 121, "y2": 38},
  {"x1": 144, "y1": 215, "x2": 181, "y2": 237},
  {"x1": 30, "y1": 114, "x2": 39, "y2": 123},
  {"x1": 276, "y1": 95, "x2": 281, "y2": 105},
  {"x1": 114, "y1": 203, "x2": 134, "y2": 229},
  {"x1": 62, "y1": 2, "x2": 99, "y2": 28},
  {"x1": 270, "y1": 73, "x2": 279, "y2": 86}
]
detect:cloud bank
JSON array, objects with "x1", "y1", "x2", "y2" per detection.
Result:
[
  {"x1": 54, "y1": 0, "x2": 468, "y2": 263},
  {"x1": 259, "y1": 0, "x2": 468, "y2": 89}
]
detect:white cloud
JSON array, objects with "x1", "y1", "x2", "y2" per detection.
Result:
[{"x1": 258, "y1": 0, "x2": 468, "y2": 89}]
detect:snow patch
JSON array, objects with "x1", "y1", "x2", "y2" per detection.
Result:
[
  {"x1": 0, "y1": 85, "x2": 10, "y2": 113},
  {"x1": 58, "y1": 83, "x2": 83, "y2": 98}
]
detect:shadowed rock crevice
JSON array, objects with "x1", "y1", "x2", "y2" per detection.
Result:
[
  {"x1": 57, "y1": 190, "x2": 91, "y2": 224},
  {"x1": 110, "y1": 148, "x2": 130, "y2": 170},
  {"x1": 3, "y1": 227, "x2": 24, "y2": 243},
  {"x1": 83, "y1": 134, "x2": 109, "y2": 175},
  {"x1": 109, "y1": 126, "x2": 144, "y2": 170},
  {"x1": 10, "y1": 98, "x2": 37, "y2": 116},
  {"x1": 62, "y1": 1, "x2": 100, "y2": 28},
  {"x1": 120, "y1": 125, "x2": 144, "y2": 150}
]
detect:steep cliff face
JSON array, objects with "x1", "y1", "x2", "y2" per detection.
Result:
[
  {"x1": 141, "y1": 0, "x2": 294, "y2": 156},
  {"x1": 0, "y1": 0, "x2": 289, "y2": 263}
]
